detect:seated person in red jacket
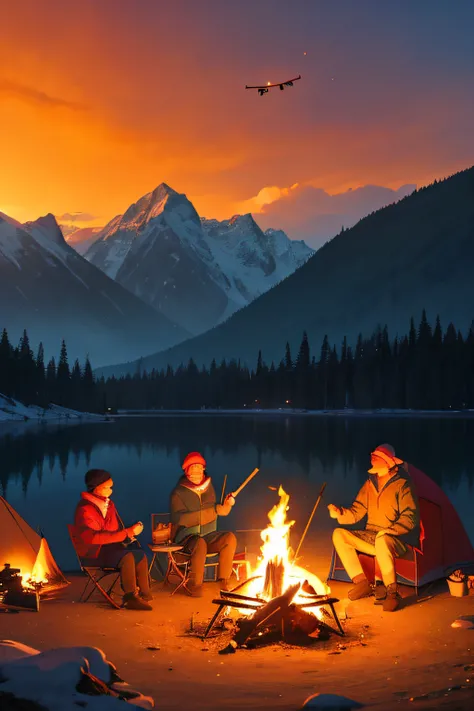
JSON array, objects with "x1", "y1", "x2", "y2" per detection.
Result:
[{"x1": 73, "y1": 468, "x2": 152, "y2": 611}]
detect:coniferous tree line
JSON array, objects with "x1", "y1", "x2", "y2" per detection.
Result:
[
  {"x1": 0, "y1": 328, "x2": 96, "y2": 412},
  {"x1": 98, "y1": 310, "x2": 474, "y2": 412},
  {"x1": 2, "y1": 310, "x2": 474, "y2": 413}
]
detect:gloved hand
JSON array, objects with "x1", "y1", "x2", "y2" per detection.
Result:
[{"x1": 225, "y1": 493, "x2": 236, "y2": 507}]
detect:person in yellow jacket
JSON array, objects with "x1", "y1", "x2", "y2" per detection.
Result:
[{"x1": 328, "y1": 444, "x2": 420, "y2": 612}]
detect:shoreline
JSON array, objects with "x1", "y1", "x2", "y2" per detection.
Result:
[
  {"x1": 0, "y1": 413, "x2": 110, "y2": 437},
  {"x1": 112, "y1": 407, "x2": 474, "y2": 419}
]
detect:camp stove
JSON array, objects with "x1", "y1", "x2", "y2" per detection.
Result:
[{"x1": 0, "y1": 563, "x2": 40, "y2": 612}]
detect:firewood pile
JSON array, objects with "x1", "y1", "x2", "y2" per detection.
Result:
[{"x1": 197, "y1": 576, "x2": 345, "y2": 654}]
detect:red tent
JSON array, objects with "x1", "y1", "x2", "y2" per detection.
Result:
[{"x1": 328, "y1": 463, "x2": 474, "y2": 589}]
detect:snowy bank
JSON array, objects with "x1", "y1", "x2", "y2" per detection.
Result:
[
  {"x1": 0, "y1": 393, "x2": 105, "y2": 424},
  {"x1": 0, "y1": 641, "x2": 154, "y2": 710}
]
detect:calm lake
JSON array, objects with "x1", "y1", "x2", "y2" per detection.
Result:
[{"x1": 1, "y1": 415, "x2": 473, "y2": 576}]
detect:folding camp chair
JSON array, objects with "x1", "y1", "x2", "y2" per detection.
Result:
[
  {"x1": 327, "y1": 496, "x2": 443, "y2": 596},
  {"x1": 149, "y1": 513, "x2": 250, "y2": 595},
  {"x1": 67, "y1": 524, "x2": 122, "y2": 609}
]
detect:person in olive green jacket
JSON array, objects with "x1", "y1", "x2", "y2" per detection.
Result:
[
  {"x1": 170, "y1": 451, "x2": 237, "y2": 597},
  {"x1": 328, "y1": 443, "x2": 420, "y2": 612}
]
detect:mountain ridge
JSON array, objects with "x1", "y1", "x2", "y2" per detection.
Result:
[
  {"x1": 0, "y1": 213, "x2": 189, "y2": 367},
  {"x1": 85, "y1": 183, "x2": 313, "y2": 334},
  {"x1": 94, "y1": 166, "x2": 474, "y2": 378}
]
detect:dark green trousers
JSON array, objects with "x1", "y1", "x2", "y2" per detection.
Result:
[{"x1": 179, "y1": 531, "x2": 237, "y2": 586}]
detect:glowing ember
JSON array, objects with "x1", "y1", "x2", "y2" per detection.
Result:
[
  {"x1": 244, "y1": 486, "x2": 330, "y2": 613},
  {"x1": 20, "y1": 560, "x2": 48, "y2": 589}
]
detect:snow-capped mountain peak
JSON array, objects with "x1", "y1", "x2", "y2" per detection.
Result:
[
  {"x1": 0, "y1": 211, "x2": 23, "y2": 228},
  {"x1": 121, "y1": 182, "x2": 180, "y2": 227},
  {"x1": 25, "y1": 213, "x2": 66, "y2": 246},
  {"x1": 201, "y1": 214, "x2": 313, "y2": 307},
  {"x1": 85, "y1": 184, "x2": 314, "y2": 335},
  {"x1": 85, "y1": 183, "x2": 209, "y2": 281},
  {"x1": 0, "y1": 213, "x2": 29, "y2": 268},
  {"x1": 0, "y1": 207, "x2": 188, "y2": 368}
]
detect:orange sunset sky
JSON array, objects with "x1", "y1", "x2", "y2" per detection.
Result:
[{"x1": 1, "y1": 0, "x2": 473, "y2": 243}]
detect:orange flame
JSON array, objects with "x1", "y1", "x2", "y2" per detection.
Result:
[
  {"x1": 20, "y1": 560, "x2": 48, "y2": 589},
  {"x1": 244, "y1": 486, "x2": 330, "y2": 613}
]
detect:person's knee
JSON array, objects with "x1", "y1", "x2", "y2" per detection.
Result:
[
  {"x1": 225, "y1": 531, "x2": 237, "y2": 548},
  {"x1": 375, "y1": 533, "x2": 396, "y2": 555},
  {"x1": 332, "y1": 528, "x2": 345, "y2": 547},
  {"x1": 194, "y1": 537, "x2": 207, "y2": 555}
]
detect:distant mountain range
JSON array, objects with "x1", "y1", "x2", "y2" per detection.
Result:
[
  {"x1": 64, "y1": 226, "x2": 103, "y2": 255},
  {"x1": 95, "y1": 166, "x2": 474, "y2": 378},
  {"x1": 83, "y1": 184, "x2": 313, "y2": 334},
  {"x1": 0, "y1": 212, "x2": 188, "y2": 367}
]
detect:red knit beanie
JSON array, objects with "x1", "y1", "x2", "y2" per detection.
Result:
[
  {"x1": 370, "y1": 444, "x2": 403, "y2": 469},
  {"x1": 182, "y1": 452, "x2": 206, "y2": 472}
]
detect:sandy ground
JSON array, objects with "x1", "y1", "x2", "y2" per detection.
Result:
[{"x1": 1, "y1": 573, "x2": 473, "y2": 711}]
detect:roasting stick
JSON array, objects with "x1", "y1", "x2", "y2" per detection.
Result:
[
  {"x1": 220, "y1": 474, "x2": 228, "y2": 505},
  {"x1": 232, "y1": 468, "x2": 260, "y2": 497},
  {"x1": 293, "y1": 482, "x2": 327, "y2": 563}
]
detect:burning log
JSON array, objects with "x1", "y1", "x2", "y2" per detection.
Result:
[
  {"x1": 219, "y1": 583, "x2": 301, "y2": 653},
  {"x1": 263, "y1": 559, "x2": 285, "y2": 599}
]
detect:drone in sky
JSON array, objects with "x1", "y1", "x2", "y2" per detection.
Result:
[{"x1": 245, "y1": 74, "x2": 301, "y2": 96}]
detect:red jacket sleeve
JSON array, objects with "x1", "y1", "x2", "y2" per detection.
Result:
[{"x1": 75, "y1": 504, "x2": 128, "y2": 545}]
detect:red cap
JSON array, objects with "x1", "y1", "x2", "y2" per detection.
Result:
[{"x1": 182, "y1": 452, "x2": 206, "y2": 472}]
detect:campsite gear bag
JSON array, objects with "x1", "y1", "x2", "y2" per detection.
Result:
[{"x1": 152, "y1": 522, "x2": 172, "y2": 545}]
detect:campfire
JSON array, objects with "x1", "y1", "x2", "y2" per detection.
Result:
[
  {"x1": 244, "y1": 486, "x2": 329, "y2": 605},
  {"x1": 205, "y1": 486, "x2": 344, "y2": 651},
  {"x1": 20, "y1": 559, "x2": 50, "y2": 591},
  {"x1": 0, "y1": 563, "x2": 41, "y2": 611}
]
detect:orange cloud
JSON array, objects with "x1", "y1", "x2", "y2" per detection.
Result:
[
  {"x1": 0, "y1": 79, "x2": 86, "y2": 110},
  {"x1": 252, "y1": 182, "x2": 417, "y2": 247}
]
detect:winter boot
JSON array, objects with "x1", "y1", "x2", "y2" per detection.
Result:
[
  {"x1": 382, "y1": 583, "x2": 401, "y2": 612},
  {"x1": 122, "y1": 592, "x2": 153, "y2": 611},
  {"x1": 348, "y1": 577, "x2": 373, "y2": 601},
  {"x1": 373, "y1": 581, "x2": 387, "y2": 605}
]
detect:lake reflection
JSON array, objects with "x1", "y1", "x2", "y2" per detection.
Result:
[{"x1": 1, "y1": 415, "x2": 473, "y2": 573}]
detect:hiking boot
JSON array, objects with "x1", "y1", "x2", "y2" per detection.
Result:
[
  {"x1": 373, "y1": 582, "x2": 387, "y2": 605},
  {"x1": 123, "y1": 593, "x2": 153, "y2": 611},
  {"x1": 382, "y1": 584, "x2": 401, "y2": 612},
  {"x1": 218, "y1": 575, "x2": 237, "y2": 592},
  {"x1": 187, "y1": 584, "x2": 203, "y2": 598},
  {"x1": 348, "y1": 578, "x2": 373, "y2": 601}
]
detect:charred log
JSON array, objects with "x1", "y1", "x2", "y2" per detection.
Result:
[{"x1": 263, "y1": 559, "x2": 285, "y2": 599}]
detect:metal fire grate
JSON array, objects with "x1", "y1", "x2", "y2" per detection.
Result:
[{"x1": 204, "y1": 584, "x2": 344, "y2": 640}]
